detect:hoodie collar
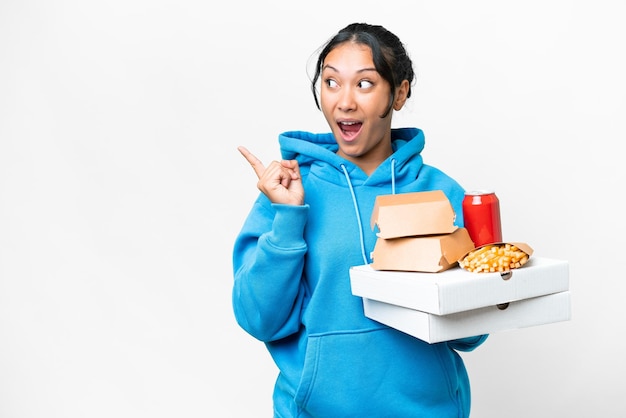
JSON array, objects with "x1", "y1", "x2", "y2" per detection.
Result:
[{"x1": 279, "y1": 127, "x2": 425, "y2": 185}]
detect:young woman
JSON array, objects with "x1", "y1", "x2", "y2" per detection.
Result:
[{"x1": 233, "y1": 22, "x2": 488, "y2": 417}]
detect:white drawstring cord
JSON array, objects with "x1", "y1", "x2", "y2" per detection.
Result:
[
  {"x1": 340, "y1": 160, "x2": 397, "y2": 265},
  {"x1": 341, "y1": 164, "x2": 369, "y2": 265}
]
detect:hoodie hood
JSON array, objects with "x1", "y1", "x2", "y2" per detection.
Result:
[{"x1": 279, "y1": 127, "x2": 425, "y2": 188}]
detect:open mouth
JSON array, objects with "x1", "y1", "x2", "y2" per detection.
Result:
[{"x1": 339, "y1": 121, "x2": 362, "y2": 140}]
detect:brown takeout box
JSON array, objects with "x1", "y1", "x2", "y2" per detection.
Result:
[
  {"x1": 371, "y1": 190, "x2": 457, "y2": 239},
  {"x1": 371, "y1": 228, "x2": 475, "y2": 273}
]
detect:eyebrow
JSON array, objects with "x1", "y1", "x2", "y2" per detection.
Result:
[{"x1": 322, "y1": 64, "x2": 378, "y2": 74}]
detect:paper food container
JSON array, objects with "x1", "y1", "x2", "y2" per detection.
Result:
[
  {"x1": 350, "y1": 257, "x2": 570, "y2": 343},
  {"x1": 457, "y1": 242, "x2": 534, "y2": 273},
  {"x1": 371, "y1": 227, "x2": 475, "y2": 273},
  {"x1": 362, "y1": 291, "x2": 571, "y2": 344},
  {"x1": 371, "y1": 190, "x2": 457, "y2": 239}
]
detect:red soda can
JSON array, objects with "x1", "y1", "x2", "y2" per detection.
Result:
[{"x1": 462, "y1": 190, "x2": 503, "y2": 247}]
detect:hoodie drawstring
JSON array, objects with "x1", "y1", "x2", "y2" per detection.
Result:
[
  {"x1": 341, "y1": 160, "x2": 397, "y2": 266},
  {"x1": 390, "y1": 159, "x2": 396, "y2": 195}
]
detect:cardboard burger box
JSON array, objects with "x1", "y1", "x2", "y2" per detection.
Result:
[
  {"x1": 351, "y1": 190, "x2": 571, "y2": 343},
  {"x1": 370, "y1": 190, "x2": 475, "y2": 273},
  {"x1": 371, "y1": 190, "x2": 458, "y2": 238},
  {"x1": 371, "y1": 228, "x2": 475, "y2": 273}
]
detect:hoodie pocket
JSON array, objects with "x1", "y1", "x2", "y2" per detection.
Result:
[{"x1": 294, "y1": 327, "x2": 467, "y2": 417}]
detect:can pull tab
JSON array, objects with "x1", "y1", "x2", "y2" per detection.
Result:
[{"x1": 500, "y1": 271, "x2": 513, "y2": 281}]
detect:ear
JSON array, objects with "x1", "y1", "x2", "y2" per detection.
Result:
[{"x1": 393, "y1": 80, "x2": 410, "y2": 111}]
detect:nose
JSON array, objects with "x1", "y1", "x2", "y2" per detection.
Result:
[{"x1": 337, "y1": 86, "x2": 356, "y2": 112}]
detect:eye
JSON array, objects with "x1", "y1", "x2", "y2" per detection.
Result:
[
  {"x1": 325, "y1": 78, "x2": 338, "y2": 88},
  {"x1": 358, "y1": 80, "x2": 374, "y2": 89}
]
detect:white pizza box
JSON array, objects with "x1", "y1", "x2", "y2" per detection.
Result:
[
  {"x1": 362, "y1": 290, "x2": 571, "y2": 344},
  {"x1": 350, "y1": 256, "x2": 569, "y2": 315}
]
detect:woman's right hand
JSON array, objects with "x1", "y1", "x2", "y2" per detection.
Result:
[{"x1": 238, "y1": 146, "x2": 305, "y2": 206}]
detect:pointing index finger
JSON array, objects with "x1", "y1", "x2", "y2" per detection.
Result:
[{"x1": 237, "y1": 145, "x2": 265, "y2": 179}]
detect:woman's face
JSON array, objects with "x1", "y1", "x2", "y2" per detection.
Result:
[{"x1": 320, "y1": 41, "x2": 408, "y2": 175}]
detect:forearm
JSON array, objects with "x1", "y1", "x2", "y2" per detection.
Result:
[{"x1": 232, "y1": 202, "x2": 309, "y2": 341}]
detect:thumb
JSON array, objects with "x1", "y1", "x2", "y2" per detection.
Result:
[{"x1": 281, "y1": 159, "x2": 302, "y2": 181}]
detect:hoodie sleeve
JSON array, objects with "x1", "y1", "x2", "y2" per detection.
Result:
[
  {"x1": 232, "y1": 195, "x2": 309, "y2": 342},
  {"x1": 447, "y1": 334, "x2": 489, "y2": 351}
]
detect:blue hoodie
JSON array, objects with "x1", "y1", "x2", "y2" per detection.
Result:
[{"x1": 232, "y1": 127, "x2": 488, "y2": 417}]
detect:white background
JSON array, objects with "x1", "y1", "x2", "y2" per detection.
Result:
[{"x1": 1, "y1": 1, "x2": 624, "y2": 417}]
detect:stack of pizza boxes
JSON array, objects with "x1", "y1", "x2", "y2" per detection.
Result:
[{"x1": 349, "y1": 190, "x2": 571, "y2": 344}]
